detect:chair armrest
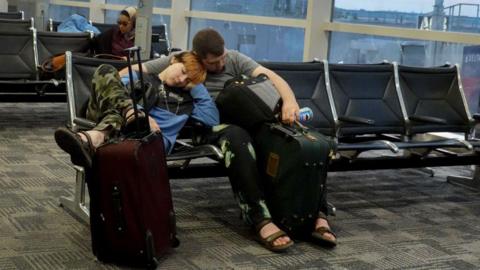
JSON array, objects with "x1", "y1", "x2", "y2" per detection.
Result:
[
  {"x1": 73, "y1": 118, "x2": 96, "y2": 129},
  {"x1": 409, "y1": 115, "x2": 447, "y2": 125},
  {"x1": 338, "y1": 116, "x2": 375, "y2": 125}
]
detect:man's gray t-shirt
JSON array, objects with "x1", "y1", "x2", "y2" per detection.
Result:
[{"x1": 144, "y1": 50, "x2": 259, "y2": 97}]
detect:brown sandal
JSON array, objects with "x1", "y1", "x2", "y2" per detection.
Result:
[
  {"x1": 122, "y1": 108, "x2": 148, "y2": 134},
  {"x1": 255, "y1": 219, "x2": 293, "y2": 252},
  {"x1": 312, "y1": 225, "x2": 337, "y2": 247},
  {"x1": 54, "y1": 127, "x2": 95, "y2": 168}
]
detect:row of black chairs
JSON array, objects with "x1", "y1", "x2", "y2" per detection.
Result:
[
  {"x1": 0, "y1": 16, "x2": 171, "y2": 76},
  {"x1": 0, "y1": 14, "x2": 174, "y2": 100},
  {"x1": 0, "y1": 29, "x2": 90, "y2": 82},
  {"x1": 263, "y1": 61, "x2": 477, "y2": 152},
  {"x1": 59, "y1": 52, "x2": 480, "y2": 224},
  {"x1": 261, "y1": 61, "x2": 480, "y2": 172},
  {"x1": 0, "y1": 25, "x2": 91, "y2": 99},
  {"x1": 0, "y1": 14, "x2": 169, "y2": 55}
]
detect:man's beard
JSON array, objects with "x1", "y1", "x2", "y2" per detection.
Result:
[{"x1": 208, "y1": 66, "x2": 224, "y2": 74}]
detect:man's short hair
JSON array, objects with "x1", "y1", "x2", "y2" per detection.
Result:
[{"x1": 192, "y1": 28, "x2": 225, "y2": 59}]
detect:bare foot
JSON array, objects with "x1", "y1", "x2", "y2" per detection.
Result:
[
  {"x1": 315, "y1": 218, "x2": 336, "y2": 243},
  {"x1": 259, "y1": 222, "x2": 292, "y2": 247},
  {"x1": 77, "y1": 130, "x2": 106, "y2": 148}
]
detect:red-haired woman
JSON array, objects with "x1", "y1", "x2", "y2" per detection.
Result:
[{"x1": 54, "y1": 51, "x2": 219, "y2": 167}]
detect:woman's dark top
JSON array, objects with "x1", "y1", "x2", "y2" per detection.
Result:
[{"x1": 92, "y1": 27, "x2": 134, "y2": 57}]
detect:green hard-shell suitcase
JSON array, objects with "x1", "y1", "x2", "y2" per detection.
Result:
[{"x1": 255, "y1": 122, "x2": 335, "y2": 238}]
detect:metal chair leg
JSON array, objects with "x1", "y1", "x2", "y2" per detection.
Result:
[
  {"x1": 59, "y1": 165, "x2": 90, "y2": 224},
  {"x1": 418, "y1": 167, "x2": 435, "y2": 177},
  {"x1": 447, "y1": 165, "x2": 480, "y2": 191},
  {"x1": 328, "y1": 202, "x2": 336, "y2": 216}
]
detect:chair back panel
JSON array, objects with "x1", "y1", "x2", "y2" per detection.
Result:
[
  {"x1": 37, "y1": 31, "x2": 91, "y2": 64},
  {"x1": 0, "y1": 12, "x2": 23, "y2": 20},
  {"x1": 329, "y1": 63, "x2": 405, "y2": 136},
  {"x1": 0, "y1": 31, "x2": 35, "y2": 79},
  {"x1": 261, "y1": 61, "x2": 335, "y2": 136},
  {"x1": 152, "y1": 24, "x2": 167, "y2": 39},
  {"x1": 398, "y1": 65, "x2": 471, "y2": 134},
  {"x1": 70, "y1": 55, "x2": 128, "y2": 118},
  {"x1": 0, "y1": 18, "x2": 31, "y2": 32}
]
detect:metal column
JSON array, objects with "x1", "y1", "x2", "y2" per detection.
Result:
[{"x1": 134, "y1": 0, "x2": 153, "y2": 60}]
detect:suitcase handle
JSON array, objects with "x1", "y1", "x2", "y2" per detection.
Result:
[
  {"x1": 269, "y1": 123, "x2": 300, "y2": 138},
  {"x1": 125, "y1": 46, "x2": 151, "y2": 134},
  {"x1": 269, "y1": 121, "x2": 316, "y2": 141}
]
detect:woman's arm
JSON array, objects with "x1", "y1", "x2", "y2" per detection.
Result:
[{"x1": 189, "y1": 84, "x2": 220, "y2": 127}]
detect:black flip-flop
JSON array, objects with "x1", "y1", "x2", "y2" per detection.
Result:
[{"x1": 54, "y1": 127, "x2": 94, "y2": 168}]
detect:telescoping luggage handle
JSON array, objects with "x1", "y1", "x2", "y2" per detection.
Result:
[
  {"x1": 125, "y1": 46, "x2": 150, "y2": 133},
  {"x1": 269, "y1": 120, "x2": 315, "y2": 140}
]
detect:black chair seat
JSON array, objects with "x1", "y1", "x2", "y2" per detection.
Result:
[{"x1": 167, "y1": 144, "x2": 223, "y2": 161}]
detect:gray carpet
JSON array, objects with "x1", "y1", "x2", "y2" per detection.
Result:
[{"x1": 1, "y1": 102, "x2": 480, "y2": 270}]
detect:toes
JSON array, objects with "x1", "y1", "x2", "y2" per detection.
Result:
[
  {"x1": 273, "y1": 236, "x2": 290, "y2": 247},
  {"x1": 323, "y1": 232, "x2": 335, "y2": 241},
  {"x1": 77, "y1": 132, "x2": 88, "y2": 143}
]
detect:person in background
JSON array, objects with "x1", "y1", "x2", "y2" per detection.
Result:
[{"x1": 92, "y1": 6, "x2": 137, "y2": 58}]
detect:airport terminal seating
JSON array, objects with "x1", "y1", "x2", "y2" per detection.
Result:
[
  {"x1": 0, "y1": 17, "x2": 173, "y2": 101},
  {"x1": 0, "y1": 18, "x2": 92, "y2": 100},
  {"x1": 59, "y1": 55, "x2": 480, "y2": 224},
  {"x1": 262, "y1": 61, "x2": 480, "y2": 170}
]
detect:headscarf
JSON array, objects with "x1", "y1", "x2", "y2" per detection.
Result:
[
  {"x1": 112, "y1": 6, "x2": 137, "y2": 56},
  {"x1": 120, "y1": 6, "x2": 137, "y2": 40}
]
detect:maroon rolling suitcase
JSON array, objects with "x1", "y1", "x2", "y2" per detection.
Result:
[{"x1": 86, "y1": 47, "x2": 177, "y2": 268}]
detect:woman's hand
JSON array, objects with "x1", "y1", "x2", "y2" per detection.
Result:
[{"x1": 149, "y1": 116, "x2": 161, "y2": 132}]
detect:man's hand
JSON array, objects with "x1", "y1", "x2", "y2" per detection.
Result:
[
  {"x1": 149, "y1": 116, "x2": 161, "y2": 133},
  {"x1": 281, "y1": 100, "x2": 300, "y2": 125}
]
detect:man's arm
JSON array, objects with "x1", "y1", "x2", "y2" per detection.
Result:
[
  {"x1": 251, "y1": 66, "x2": 300, "y2": 125},
  {"x1": 118, "y1": 55, "x2": 173, "y2": 77},
  {"x1": 118, "y1": 63, "x2": 149, "y2": 77}
]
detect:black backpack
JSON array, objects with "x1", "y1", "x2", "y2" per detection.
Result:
[{"x1": 215, "y1": 74, "x2": 282, "y2": 131}]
